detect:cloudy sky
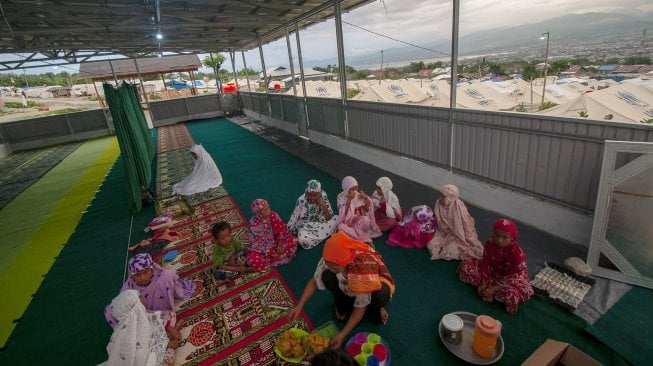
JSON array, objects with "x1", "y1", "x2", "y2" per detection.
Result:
[{"x1": 3, "y1": 0, "x2": 652, "y2": 75}]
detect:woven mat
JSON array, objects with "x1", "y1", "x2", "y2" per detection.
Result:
[
  {"x1": 0, "y1": 142, "x2": 82, "y2": 208},
  {"x1": 531, "y1": 263, "x2": 595, "y2": 310},
  {"x1": 171, "y1": 208, "x2": 247, "y2": 241},
  {"x1": 173, "y1": 269, "x2": 312, "y2": 366},
  {"x1": 175, "y1": 196, "x2": 237, "y2": 222},
  {"x1": 157, "y1": 124, "x2": 195, "y2": 153}
]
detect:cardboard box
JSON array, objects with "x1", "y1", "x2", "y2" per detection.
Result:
[{"x1": 521, "y1": 339, "x2": 602, "y2": 366}]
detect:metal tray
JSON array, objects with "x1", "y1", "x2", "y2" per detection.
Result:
[{"x1": 438, "y1": 311, "x2": 504, "y2": 365}]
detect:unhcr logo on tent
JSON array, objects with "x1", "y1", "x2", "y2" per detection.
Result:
[
  {"x1": 429, "y1": 84, "x2": 439, "y2": 93},
  {"x1": 466, "y1": 88, "x2": 495, "y2": 106},
  {"x1": 316, "y1": 86, "x2": 329, "y2": 97},
  {"x1": 617, "y1": 91, "x2": 648, "y2": 108},
  {"x1": 388, "y1": 84, "x2": 408, "y2": 99}
]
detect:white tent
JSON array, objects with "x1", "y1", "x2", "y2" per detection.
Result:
[
  {"x1": 455, "y1": 82, "x2": 519, "y2": 111},
  {"x1": 539, "y1": 83, "x2": 653, "y2": 123}
]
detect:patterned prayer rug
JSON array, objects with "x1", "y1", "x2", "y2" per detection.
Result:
[
  {"x1": 185, "y1": 186, "x2": 230, "y2": 206},
  {"x1": 157, "y1": 124, "x2": 195, "y2": 153},
  {"x1": 155, "y1": 225, "x2": 249, "y2": 274},
  {"x1": 155, "y1": 195, "x2": 194, "y2": 217},
  {"x1": 175, "y1": 195, "x2": 237, "y2": 222},
  {"x1": 173, "y1": 269, "x2": 313, "y2": 366},
  {"x1": 176, "y1": 267, "x2": 273, "y2": 313},
  {"x1": 170, "y1": 208, "x2": 247, "y2": 242},
  {"x1": 0, "y1": 142, "x2": 82, "y2": 208}
]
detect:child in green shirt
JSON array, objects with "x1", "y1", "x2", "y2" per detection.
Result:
[{"x1": 212, "y1": 221, "x2": 251, "y2": 280}]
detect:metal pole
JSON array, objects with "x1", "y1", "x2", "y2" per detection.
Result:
[
  {"x1": 92, "y1": 80, "x2": 106, "y2": 108},
  {"x1": 229, "y1": 49, "x2": 242, "y2": 112},
  {"x1": 540, "y1": 31, "x2": 550, "y2": 111},
  {"x1": 133, "y1": 59, "x2": 153, "y2": 124},
  {"x1": 379, "y1": 50, "x2": 383, "y2": 84},
  {"x1": 448, "y1": 0, "x2": 460, "y2": 171},
  {"x1": 295, "y1": 22, "x2": 310, "y2": 137},
  {"x1": 285, "y1": 27, "x2": 298, "y2": 98},
  {"x1": 258, "y1": 39, "x2": 271, "y2": 119},
  {"x1": 108, "y1": 60, "x2": 119, "y2": 86},
  {"x1": 333, "y1": 0, "x2": 349, "y2": 138},
  {"x1": 241, "y1": 49, "x2": 255, "y2": 112},
  {"x1": 209, "y1": 52, "x2": 224, "y2": 112}
]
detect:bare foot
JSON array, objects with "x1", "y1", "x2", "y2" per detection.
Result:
[{"x1": 379, "y1": 308, "x2": 389, "y2": 325}]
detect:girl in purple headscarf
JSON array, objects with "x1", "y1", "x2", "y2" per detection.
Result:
[
  {"x1": 104, "y1": 253, "x2": 196, "y2": 327},
  {"x1": 247, "y1": 199, "x2": 298, "y2": 272}
]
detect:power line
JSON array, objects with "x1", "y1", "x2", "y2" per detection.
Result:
[{"x1": 342, "y1": 20, "x2": 449, "y2": 57}]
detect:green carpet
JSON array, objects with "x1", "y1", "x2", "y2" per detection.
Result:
[
  {"x1": 0, "y1": 142, "x2": 82, "y2": 209},
  {"x1": 184, "y1": 118, "x2": 629, "y2": 366},
  {"x1": 0, "y1": 137, "x2": 118, "y2": 348},
  {"x1": 586, "y1": 285, "x2": 653, "y2": 366},
  {"x1": 0, "y1": 118, "x2": 631, "y2": 365},
  {"x1": 0, "y1": 157, "x2": 155, "y2": 363}
]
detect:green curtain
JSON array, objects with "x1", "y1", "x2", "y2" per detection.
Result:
[{"x1": 103, "y1": 82, "x2": 154, "y2": 212}]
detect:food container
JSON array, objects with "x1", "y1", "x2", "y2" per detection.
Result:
[
  {"x1": 441, "y1": 313, "x2": 464, "y2": 345},
  {"x1": 472, "y1": 315, "x2": 502, "y2": 358}
]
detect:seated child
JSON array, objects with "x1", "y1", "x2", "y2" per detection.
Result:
[
  {"x1": 371, "y1": 177, "x2": 402, "y2": 232},
  {"x1": 458, "y1": 219, "x2": 534, "y2": 315},
  {"x1": 247, "y1": 199, "x2": 298, "y2": 271},
  {"x1": 386, "y1": 205, "x2": 436, "y2": 249},
  {"x1": 103, "y1": 289, "x2": 181, "y2": 366},
  {"x1": 211, "y1": 221, "x2": 251, "y2": 280}
]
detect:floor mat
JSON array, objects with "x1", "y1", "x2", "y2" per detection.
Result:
[
  {"x1": 0, "y1": 142, "x2": 82, "y2": 209},
  {"x1": 158, "y1": 124, "x2": 195, "y2": 153},
  {"x1": 173, "y1": 268, "x2": 312, "y2": 366},
  {"x1": 0, "y1": 137, "x2": 119, "y2": 348},
  {"x1": 586, "y1": 286, "x2": 653, "y2": 366}
]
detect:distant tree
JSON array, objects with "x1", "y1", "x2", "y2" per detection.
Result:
[
  {"x1": 237, "y1": 68, "x2": 259, "y2": 76},
  {"x1": 313, "y1": 66, "x2": 328, "y2": 72},
  {"x1": 624, "y1": 56, "x2": 651, "y2": 65},
  {"x1": 408, "y1": 61, "x2": 425, "y2": 73},
  {"x1": 522, "y1": 64, "x2": 538, "y2": 80},
  {"x1": 202, "y1": 54, "x2": 226, "y2": 82},
  {"x1": 426, "y1": 61, "x2": 443, "y2": 69},
  {"x1": 549, "y1": 59, "x2": 572, "y2": 74},
  {"x1": 605, "y1": 57, "x2": 621, "y2": 65}
]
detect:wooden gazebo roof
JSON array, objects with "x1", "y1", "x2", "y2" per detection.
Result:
[{"x1": 78, "y1": 55, "x2": 202, "y2": 81}]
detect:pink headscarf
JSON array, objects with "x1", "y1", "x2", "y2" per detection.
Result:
[
  {"x1": 251, "y1": 198, "x2": 268, "y2": 217},
  {"x1": 436, "y1": 184, "x2": 471, "y2": 242}
]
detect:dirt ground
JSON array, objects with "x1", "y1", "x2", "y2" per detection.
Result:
[{"x1": 0, "y1": 96, "x2": 103, "y2": 123}]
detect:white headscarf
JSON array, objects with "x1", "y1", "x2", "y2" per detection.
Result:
[
  {"x1": 104, "y1": 290, "x2": 165, "y2": 366},
  {"x1": 374, "y1": 177, "x2": 401, "y2": 219},
  {"x1": 172, "y1": 144, "x2": 223, "y2": 195}
]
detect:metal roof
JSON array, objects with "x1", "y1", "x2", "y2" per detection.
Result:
[
  {"x1": 0, "y1": 0, "x2": 373, "y2": 67},
  {"x1": 78, "y1": 54, "x2": 202, "y2": 80}
]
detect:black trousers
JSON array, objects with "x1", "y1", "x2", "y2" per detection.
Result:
[{"x1": 321, "y1": 269, "x2": 391, "y2": 324}]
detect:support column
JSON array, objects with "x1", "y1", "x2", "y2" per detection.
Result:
[
  {"x1": 134, "y1": 59, "x2": 155, "y2": 128},
  {"x1": 295, "y1": 22, "x2": 310, "y2": 137},
  {"x1": 108, "y1": 60, "x2": 119, "y2": 86},
  {"x1": 258, "y1": 39, "x2": 271, "y2": 119},
  {"x1": 241, "y1": 50, "x2": 255, "y2": 111},
  {"x1": 229, "y1": 49, "x2": 242, "y2": 112},
  {"x1": 448, "y1": 0, "x2": 460, "y2": 171},
  {"x1": 333, "y1": 0, "x2": 349, "y2": 138}
]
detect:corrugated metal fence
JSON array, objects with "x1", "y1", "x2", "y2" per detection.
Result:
[{"x1": 240, "y1": 91, "x2": 653, "y2": 212}]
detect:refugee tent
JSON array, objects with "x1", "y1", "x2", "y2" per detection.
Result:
[
  {"x1": 539, "y1": 83, "x2": 653, "y2": 123},
  {"x1": 455, "y1": 82, "x2": 519, "y2": 111}
]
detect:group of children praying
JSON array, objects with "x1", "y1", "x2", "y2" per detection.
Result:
[{"x1": 100, "y1": 145, "x2": 534, "y2": 365}]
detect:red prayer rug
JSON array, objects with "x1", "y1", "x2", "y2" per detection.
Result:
[
  {"x1": 175, "y1": 195, "x2": 238, "y2": 222},
  {"x1": 171, "y1": 208, "x2": 247, "y2": 240},
  {"x1": 154, "y1": 225, "x2": 248, "y2": 275},
  {"x1": 173, "y1": 268, "x2": 313, "y2": 366}
]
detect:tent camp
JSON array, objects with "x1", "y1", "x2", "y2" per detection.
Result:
[{"x1": 539, "y1": 83, "x2": 653, "y2": 123}]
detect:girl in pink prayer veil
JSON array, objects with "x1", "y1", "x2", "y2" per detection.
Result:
[
  {"x1": 334, "y1": 176, "x2": 381, "y2": 243},
  {"x1": 246, "y1": 198, "x2": 298, "y2": 271},
  {"x1": 427, "y1": 184, "x2": 484, "y2": 260}
]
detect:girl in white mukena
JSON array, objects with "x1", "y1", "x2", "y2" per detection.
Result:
[{"x1": 172, "y1": 144, "x2": 223, "y2": 195}]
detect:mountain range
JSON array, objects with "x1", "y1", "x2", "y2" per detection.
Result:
[{"x1": 304, "y1": 11, "x2": 653, "y2": 68}]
